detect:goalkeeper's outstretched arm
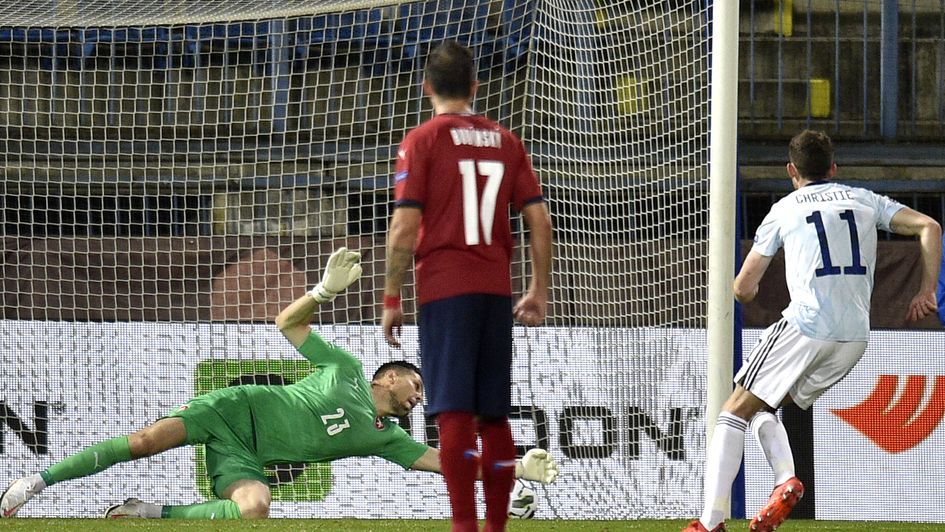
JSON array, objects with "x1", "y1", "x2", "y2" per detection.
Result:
[
  {"x1": 275, "y1": 247, "x2": 363, "y2": 348},
  {"x1": 408, "y1": 447, "x2": 559, "y2": 484}
]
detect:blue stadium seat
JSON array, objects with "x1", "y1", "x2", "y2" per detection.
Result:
[
  {"x1": 389, "y1": 0, "x2": 492, "y2": 76},
  {"x1": 467, "y1": 0, "x2": 537, "y2": 74},
  {"x1": 0, "y1": 1, "x2": 534, "y2": 71},
  {"x1": 498, "y1": 0, "x2": 535, "y2": 69},
  {"x1": 307, "y1": 9, "x2": 383, "y2": 44},
  {"x1": 77, "y1": 27, "x2": 171, "y2": 68},
  {"x1": 180, "y1": 21, "x2": 272, "y2": 68},
  {"x1": 182, "y1": 21, "x2": 272, "y2": 49},
  {"x1": 293, "y1": 9, "x2": 385, "y2": 62},
  {"x1": 400, "y1": 1, "x2": 490, "y2": 50},
  {"x1": 0, "y1": 27, "x2": 74, "y2": 69}
]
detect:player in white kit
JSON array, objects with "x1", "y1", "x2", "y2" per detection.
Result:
[{"x1": 683, "y1": 130, "x2": 942, "y2": 532}]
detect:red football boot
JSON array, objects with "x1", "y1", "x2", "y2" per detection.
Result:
[
  {"x1": 750, "y1": 476, "x2": 805, "y2": 531},
  {"x1": 681, "y1": 519, "x2": 727, "y2": 532}
]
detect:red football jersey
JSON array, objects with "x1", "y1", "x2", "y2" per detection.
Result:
[{"x1": 393, "y1": 113, "x2": 544, "y2": 305}]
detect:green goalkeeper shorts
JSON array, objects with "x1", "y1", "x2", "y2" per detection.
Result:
[{"x1": 166, "y1": 386, "x2": 268, "y2": 497}]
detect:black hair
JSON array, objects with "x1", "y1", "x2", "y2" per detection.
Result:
[
  {"x1": 424, "y1": 40, "x2": 476, "y2": 100},
  {"x1": 372, "y1": 360, "x2": 421, "y2": 381}
]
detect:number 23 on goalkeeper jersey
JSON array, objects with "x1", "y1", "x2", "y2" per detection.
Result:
[{"x1": 243, "y1": 332, "x2": 427, "y2": 469}]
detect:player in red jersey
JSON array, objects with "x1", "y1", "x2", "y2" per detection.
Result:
[{"x1": 381, "y1": 40, "x2": 553, "y2": 532}]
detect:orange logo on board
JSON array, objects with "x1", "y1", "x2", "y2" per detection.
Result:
[{"x1": 832, "y1": 375, "x2": 945, "y2": 453}]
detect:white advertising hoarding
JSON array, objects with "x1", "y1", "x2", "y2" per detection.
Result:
[
  {"x1": 2, "y1": 321, "x2": 943, "y2": 521},
  {"x1": 1, "y1": 321, "x2": 706, "y2": 519},
  {"x1": 743, "y1": 329, "x2": 945, "y2": 523}
]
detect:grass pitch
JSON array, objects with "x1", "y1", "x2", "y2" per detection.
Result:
[{"x1": 0, "y1": 520, "x2": 943, "y2": 531}]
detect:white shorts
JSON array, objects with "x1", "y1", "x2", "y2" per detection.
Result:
[{"x1": 735, "y1": 318, "x2": 867, "y2": 410}]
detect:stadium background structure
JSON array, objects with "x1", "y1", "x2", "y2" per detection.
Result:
[{"x1": 1, "y1": 0, "x2": 944, "y2": 525}]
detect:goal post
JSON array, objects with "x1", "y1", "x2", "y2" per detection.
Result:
[
  {"x1": 707, "y1": 0, "x2": 739, "y2": 458},
  {"x1": 0, "y1": 0, "x2": 732, "y2": 520}
]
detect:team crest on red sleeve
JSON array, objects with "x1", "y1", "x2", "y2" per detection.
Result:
[{"x1": 374, "y1": 417, "x2": 385, "y2": 430}]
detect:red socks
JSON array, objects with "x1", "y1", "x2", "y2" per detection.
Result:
[
  {"x1": 437, "y1": 411, "x2": 479, "y2": 532},
  {"x1": 479, "y1": 417, "x2": 516, "y2": 532},
  {"x1": 437, "y1": 412, "x2": 517, "y2": 532}
]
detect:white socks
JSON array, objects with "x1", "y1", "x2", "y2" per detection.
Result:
[
  {"x1": 699, "y1": 411, "x2": 748, "y2": 530},
  {"x1": 751, "y1": 411, "x2": 796, "y2": 486}
]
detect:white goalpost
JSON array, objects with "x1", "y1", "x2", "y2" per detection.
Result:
[
  {"x1": 706, "y1": 0, "x2": 738, "y2": 457},
  {"x1": 0, "y1": 0, "x2": 735, "y2": 520}
]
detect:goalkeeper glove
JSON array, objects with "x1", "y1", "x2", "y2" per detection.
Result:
[
  {"x1": 308, "y1": 247, "x2": 363, "y2": 304},
  {"x1": 514, "y1": 448, "x2": 559, "y2": 484}
]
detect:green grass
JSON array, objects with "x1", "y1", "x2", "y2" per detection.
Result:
[{"x1": 0, "y1": 520, "x2": 943, "y2": 531}]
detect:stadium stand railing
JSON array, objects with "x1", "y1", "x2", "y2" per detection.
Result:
[{"x1": 1, "y1": 0, "x2": 945, "y2": 238}]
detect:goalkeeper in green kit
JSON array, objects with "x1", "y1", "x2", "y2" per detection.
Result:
[{"x1": 1, "y1": 248, "x2": 559, "y2": 520}]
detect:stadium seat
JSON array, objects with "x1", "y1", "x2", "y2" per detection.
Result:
[
  {"x1": 496, "y1": 0, "x2": 535, "y2": 71},
  {"x1": 378, "y1": 0, "x2": 492, "y2": 79},
  {"x1": 306, "y1": 10, "x2": 384, "y2": 45},
  {"x1": 77, "y1": 27, "x2": 171, "y2": 69},
  {"x1": 181, "y1": 21, "x2": 272, "y2": 69},
  {"x1": 0, "y1": 27, "x2": 74, "y2": 70},
  {"x1": 293, "y1": 8, "x2": 387, "y2": 69},
  {"x1": 400, "y1": 1, "x2": 490, "y2": 54}
]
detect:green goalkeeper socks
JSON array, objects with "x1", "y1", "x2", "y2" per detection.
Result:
[
  {"x1": 161, "y1": 500, "x2": 242, "y2": 519},
  {"x1": 39, "y1": 434, "x2": 242, "y2": 520},
  {"x1": 42, "y1": 435, "x2": 132, "y2": 486}
]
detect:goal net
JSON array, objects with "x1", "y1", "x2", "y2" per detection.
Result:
[{"x1": 0, "y1": 0, "x2": 712, "y2": 520}]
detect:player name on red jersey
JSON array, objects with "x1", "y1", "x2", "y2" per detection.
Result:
[{"x1": 449, "y1": 128, "x2": 502, "y2": 148}]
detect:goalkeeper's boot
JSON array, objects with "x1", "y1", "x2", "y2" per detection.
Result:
[
  {"x1": 750, "y1": 476, "x2": 804, "y2": 532},
  {"x1": 681, "y1": 520, "x2": 726, "y2": 532},
  {"x1": 1, "y1": 475, "x2": 45, "y2": 518},
  {"x1": 104, "y1": 498, "x2": 162, "y2": 519}
]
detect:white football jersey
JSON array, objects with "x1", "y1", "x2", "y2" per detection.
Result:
[{"x1": 751, "y1": 181, "x2": 905, "y2": 341}]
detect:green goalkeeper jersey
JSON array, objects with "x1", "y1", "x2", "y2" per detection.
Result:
[{"x1": 232, "y1": 332, "x2": 427, "y2": 469}]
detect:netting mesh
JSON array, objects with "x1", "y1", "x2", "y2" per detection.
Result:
[{"x1": 0, "y1": 0, "x2": 712, "y2": 520}]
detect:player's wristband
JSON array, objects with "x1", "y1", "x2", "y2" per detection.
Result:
[{"x1": 383, "y1": 294, "x2": 401, "y2": 309}]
